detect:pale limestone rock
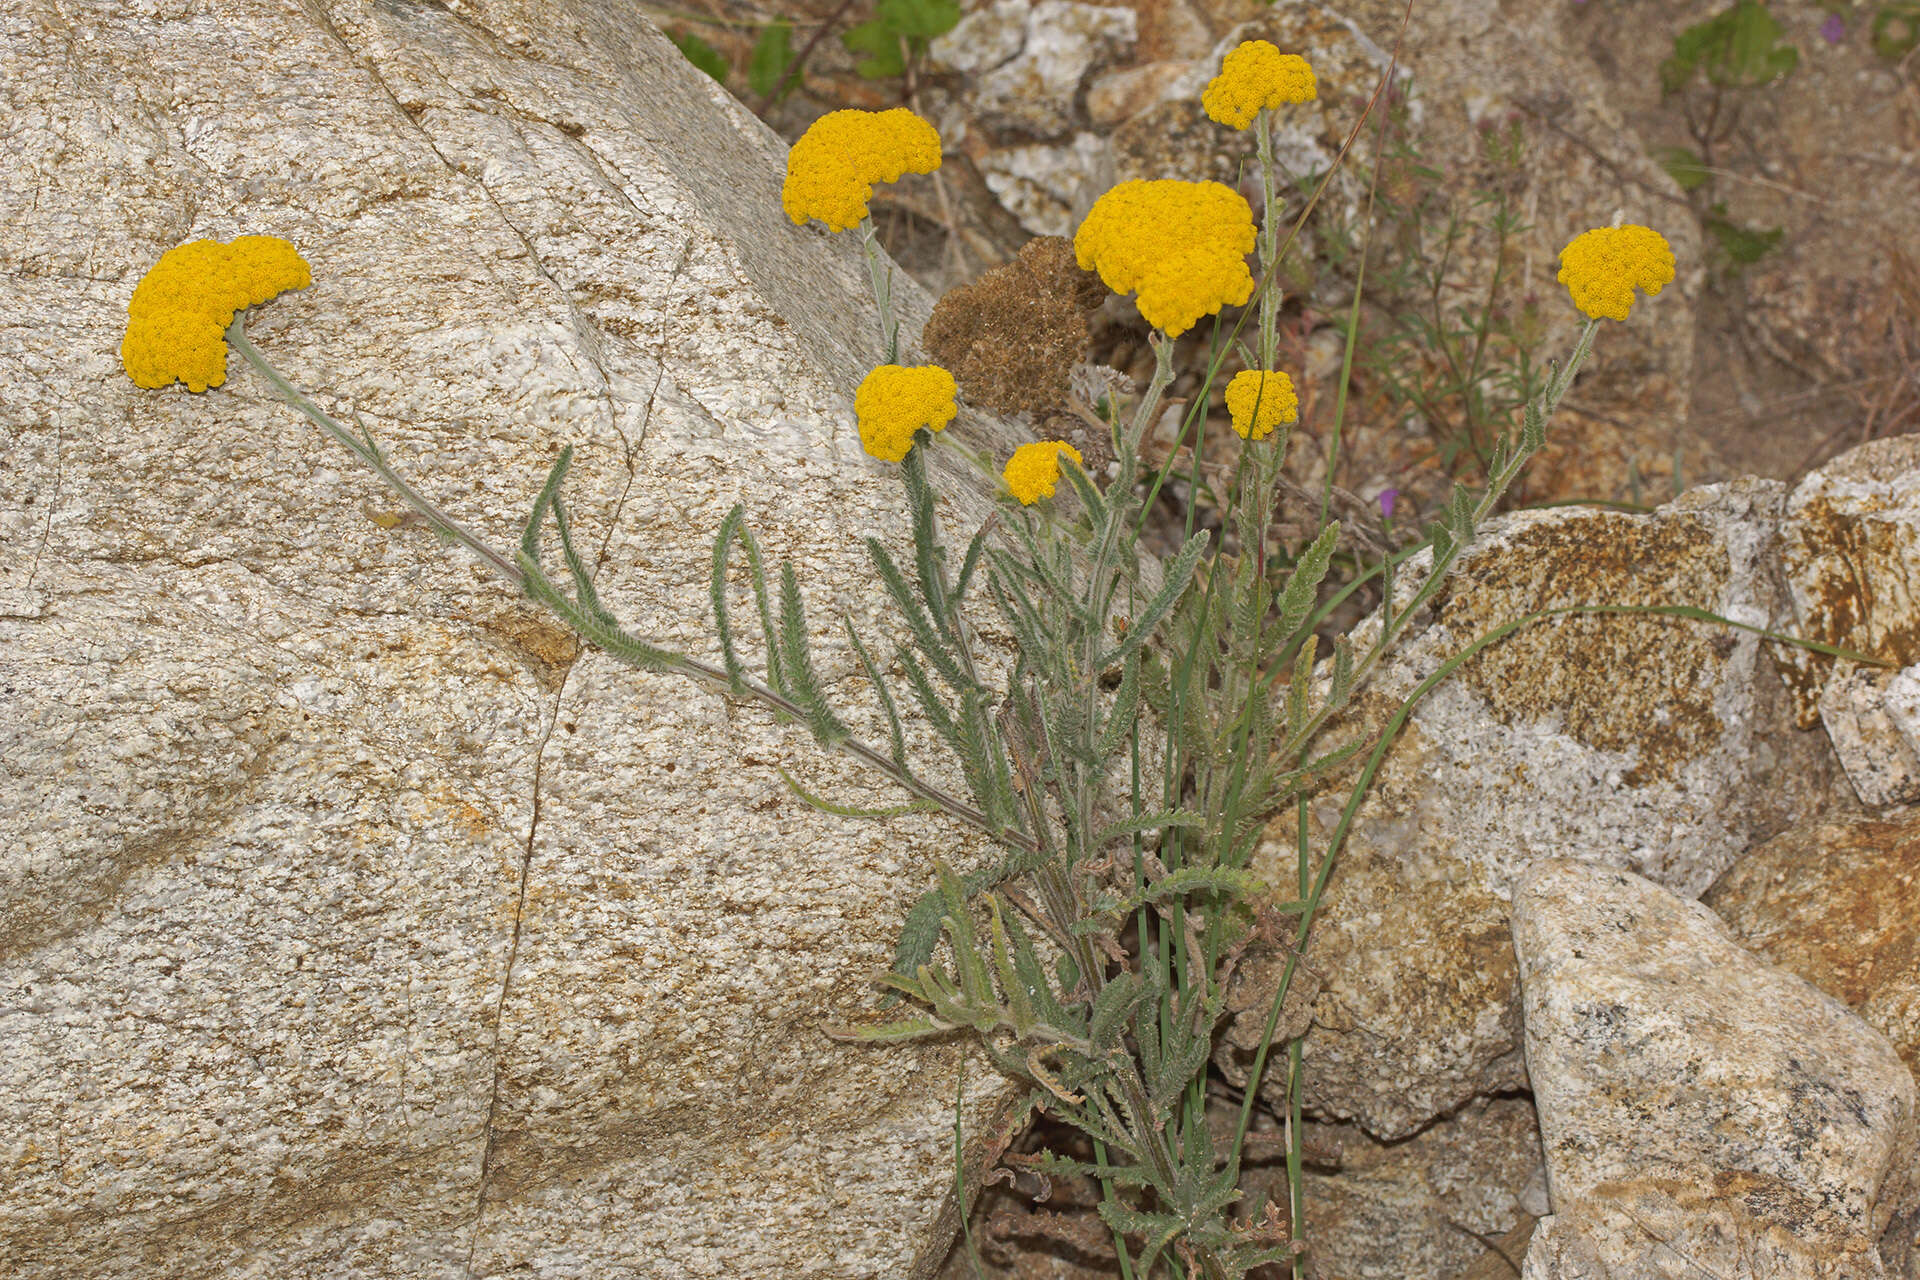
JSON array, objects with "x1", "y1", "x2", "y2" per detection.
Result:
[
  {"x1": 1514, "y1": 860, "x2": 1915, "y2": 1280},
  {"x1": 0, "y1": 2, "x2": 1061, "y2": 1276},
  {"x1": 931, "y1": 0, "x2": 1136, "y2": 140},
  {"x1": 1224, "y1": 480, "x2": 1851, "y2": 1139},
  {"x1": 976, "y1": 132, "x2": 1109, "y2": 236}
]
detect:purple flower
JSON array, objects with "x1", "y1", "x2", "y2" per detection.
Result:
[
  {"x1": 1820, "y1": 13, "x2": 1845, "y2": 43},
  {"x1": 1378, "y1": 488, "x2": 1399, "y2": 520}
]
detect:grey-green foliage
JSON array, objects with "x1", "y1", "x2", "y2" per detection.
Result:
[{"x1": 502, "y1": 312, "x2": 1602, "y2": 1277}]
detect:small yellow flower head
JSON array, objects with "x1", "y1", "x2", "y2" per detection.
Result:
[
  {"x1": 1224, "y1": 370, "x2": 1298, "y2": 440},
  {"x1": 1002, "y1": 440, "x2": 1083, "y2": 505},
  {"x1": 1556, "y1": 225, "x2": 1676, "y2": 322},
  {"x1": 121, "y1": 236, "x2": 311, "y2": 392},
  {"x1": 1073, "y1": 180, "x2": 1256, "y2": 337},
  {"x1": 782, "y1": 108, "x2": 943, "y2": 233},
  {"x1": 854, "y1": 364, "x2": 958, "y2": 462},
  {"x1": 1202, "y1": 41, "x2": 1318, "y2": 130}
]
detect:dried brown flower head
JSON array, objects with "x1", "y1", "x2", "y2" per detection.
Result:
[{"x1": 922, "y1": 237, "x2": 1106, "y2": 421}]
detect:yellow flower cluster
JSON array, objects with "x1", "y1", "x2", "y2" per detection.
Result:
[
  {"x1": 1073, "y1": 180, "x2": 1256, "y2": 337},
  {"x1": 121, "y1": 236, "x2": 312, "y2": 392},
  {"x1": 1202, "y1": 40, "x2": 1318, "y2": 130},
  {"x1": 1002, "y1": 440, "x2": 1083, "y2": 505},
  {"x1": 1224, "y1": 370, "x2": 1298, "y2": 440},
  {"x1": 1556, "y1": 225, "x2": 1675, "y2": 322},
  {"x1": 782, "y1": 109, "x2": 943, "y2": 233},
  {"x1": 855, "y1": 364, "x2": 958, "y2": 462}
]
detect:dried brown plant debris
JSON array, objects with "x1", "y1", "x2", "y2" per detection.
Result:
[{"x1": 923, "y1": 236, "x2": 1107, "y2": 421}]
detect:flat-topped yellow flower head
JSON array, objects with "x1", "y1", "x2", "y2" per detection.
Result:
[
  {"x1": 1557, "y1": 225, "x2": 1675, "y2": 322},
  {"x1": 783, "y1": 108, "x2": 943, "y2": 233},
  {"x1": 1224, "y1": 370, "x2": 1298, "y2": 440},
  {"x1": 1003, "y1": 440, "x2": 1083, "y2": 505},
  {"x1": 122, "y1": 236, "x2": 311, "y2": 392},
  {"x1": 855, "y1": 364, "x2": 958, "y2": 462},
  {"x1": 1074, "y1": 180, "x2": 1256, "y2": 337},
  {"x1": 1203, "y1": 40, "x2": 1317, "y2": 130}
]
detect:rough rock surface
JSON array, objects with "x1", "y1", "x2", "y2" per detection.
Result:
[
  {"x1": 1514, "y1": 860, "x2": 1916, "y2": 1280},
  {"x1": 1261, "y1": 1098, "x2": 1544, "y2": 1280},
  {"x1": 0, "y1": 2, "x2": 1058, "y2": 1276},
  {"x1": 1224, "y1": 479, "x2": 1851, "y2": 1139},
  {"x1": 1707, "y1": 810, "x2": 1920, "y2": 1270},
  {"x1": 1775, "y1": 436, "x2": 1920, "y2": 804}
]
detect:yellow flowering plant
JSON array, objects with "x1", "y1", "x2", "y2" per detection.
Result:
[
  {"x1": 855, "y1": 364, "x2": 958, "y2": 462},
  {"x1": 122, "y1": 41, "x2": 1841, "y2": 1280},
  {"x1": 783, "y1": 106, "x2": 942, "y2": 360},
  {"x1": 1002, "y1": 440, "x2": 1082, "y2": 505}
]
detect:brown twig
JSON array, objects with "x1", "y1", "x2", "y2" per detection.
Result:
[{"x1": 755, "y1": 0, "x2": 862, "y2": 114}]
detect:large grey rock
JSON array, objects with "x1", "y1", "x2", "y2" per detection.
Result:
[
  {"x1": 0, "y1": 2, "x2": 1050, "y2": 1276},
  {"x1": 1222, "y1": 479, "x2": 1851, "y2": 1139},
  {"x1": 1514, "y1": 860, "x2": 1916, "y2": 1280}
]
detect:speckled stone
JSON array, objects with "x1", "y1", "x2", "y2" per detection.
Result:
[
  {"x1": 1226, "y1": 479, "x2": 1853, "y2": 1140},
  {"x1": 1708, "y1": 810, "x2": 1920, "y2": 1092},
  {"x1": 1514, "y1": 860, "x2": 1915, "y2": 1280},
  {"x1": 0, "y1": 2, "x2": 1070, "y2": 1276},
  {"x1": 1775, "y1": 436, "x2": 1920, "y2": 805},
  {"x1": 1255, "y1": 1097, "x2": 1544, "y2": 1280},
  {"x1": 1707, "y1": 809, "x2": 1920, "y2": 1270}
]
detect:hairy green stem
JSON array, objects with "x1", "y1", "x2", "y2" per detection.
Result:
[
  {"x1": 859, "y1": 217, "x2": 898, "y2": 362},
  {"x1": 232, "y1": 317, "x2": 1036, "y2": 857},
  {"x1": 1228, "y1": 316, "x2": 1600, "y2": 1167}
]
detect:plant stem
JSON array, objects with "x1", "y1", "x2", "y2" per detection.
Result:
[
  {"x1": 231, "y1": 317, "x2": 1037, "y2": 856},
  {"x1": 229, "y1": 319, "x2": 522, "y2": 586},
  {"x1": 860, "y1": 217, "x2": 898, "y2": 362}
]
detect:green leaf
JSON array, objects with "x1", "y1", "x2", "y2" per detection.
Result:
[
  {"x1": 778, "y1": 561, "x2": 852, "y2": 747},
  {"x1": 823, "y1": 1014, "x2": 947, "y2": 1042},
  {"x1": 1106, "y1": 866, "x2": 1271, "y2": 916},
  {"x1": 747, "y1": 21, "x2": 795, "y2": 99},
  {"x1": 1663, "y1": 1, "x2": 1799, "y2": 93},
  {"x1": 1092, "y1": 809, "x2": 1204, "y2": 849},
  {"x1": 1276, "y1": 523, "x2": 1340, "y2": 640},
  {"x1": 1088, "y1": 973, "x2": 1141, "y2": 1055},
  {"x1": 841, "y1": 19, "x2": 906, "y2": 78},
  {"x1": 1873, "y1": 6, "x2": 1920, "y2": 60},
  {"x1": 878, "y1": 0, "x2": 962, "y2": 40},
  {"x1": 520, "y1": 445, "x2": 574, "y2": 567},
  {"x1": 1705, "y1": 205, "x2": 1784, "y2": 264},
  {"x1": 845, "y1": 617, "x2": 910, "y2": 769},
  {"x1": 775, "y1": 763, "x2": 940, "y2": 819},
  {"x1": 1147, "y1": 1032, "x2": 1211, "y2": 1112},
  {"x1": 669, "y1": 29, "x2": 729, "y2": 84},
  {"x1": 1003, "y1": 908, "x2": 1081, "y2": 1033},
  {"x1": 1096, "y1": 1200, "x2": 1187, "y2": 1276},
  {"x1": 1093, "y1": 651, "x2": 1141, "y2": 761},
  {"x1": 901, "y1": 442, "x2": 954, "y2": 641},
  {"x1": 950, "y1": 513, "x2": 996, "y2": 618},
  {"x1": 1095, "y1": 529, "x2": 1210, "y2": 670},
  {"x1": 1653, "y1": 145, "x2": 1711, "y2": 192},
  {"x1": 868, "y1": 537, "x2": 975, "y2": 694},
  {"x1": 712, "y1": 506, "x2": 752, "y2": 695},
  {"x1": 1008, "y1": 1150, "x2": 1156, "y2": 1188}
]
